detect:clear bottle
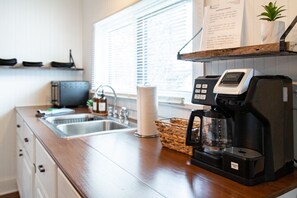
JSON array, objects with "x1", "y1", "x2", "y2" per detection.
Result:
[{"x1": 98, "y1": 90, "x2": 107, "y2": 116}]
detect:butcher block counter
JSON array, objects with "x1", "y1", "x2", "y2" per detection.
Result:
[{"x1": 16, "y1": 106, "x2": 297, "y2": 198}]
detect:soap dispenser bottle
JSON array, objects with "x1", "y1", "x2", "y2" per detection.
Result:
[
  {"x1": 92, "y1": 93, "x2": 99, "y2": 113},
  {"x1": 98, "y1": 90, "x2": 108, "y2": 116}
]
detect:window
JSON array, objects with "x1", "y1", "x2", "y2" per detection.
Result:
[{"x1": 93, "y1": 0, "x2": 201, "y2": 101}]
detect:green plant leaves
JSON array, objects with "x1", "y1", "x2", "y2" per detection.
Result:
[{"x1": 258, "y1": 1, "x2": 285, "y2": 21}]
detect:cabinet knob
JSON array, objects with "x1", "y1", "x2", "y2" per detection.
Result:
[
  {"x1": 17, "y1": 124, "x2": 21, "y2": 128},
  {"x1": 19, "y1": 149, "x2": 22, "y2": 152},
  {"x1": 24, "y1": 138, "x2": 29, "y2": 142},
  {"x1": 38, "y1": 165, "x2": 45, "y2": 173},
  {"x1": 19, "y1": 153, "x2": 23, "y2": 157}
]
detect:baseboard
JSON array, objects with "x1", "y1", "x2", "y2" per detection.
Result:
[{"x1": 0, "y1": 178, "x2": 17, "y2": 196}]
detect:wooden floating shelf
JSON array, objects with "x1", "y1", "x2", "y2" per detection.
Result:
[
  {"x1": 0, "y1": 66, "x2": 83, "y2": 71},
  {"x1": 178, "y1": 42, "x2": 297, "y2": 62}
]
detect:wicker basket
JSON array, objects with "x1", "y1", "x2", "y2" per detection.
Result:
[{"x1": 155, "y1": 118, "x2": 200, "y2": 155}]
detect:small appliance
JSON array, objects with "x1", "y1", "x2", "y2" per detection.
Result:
[
  {"x1": 51, "y1": 81, "x2": 90, "y2": 107},
  {"x1": 186, "y1": 68, "x2": 294, "y2": 185}
]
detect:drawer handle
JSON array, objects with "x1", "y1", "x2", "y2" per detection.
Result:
[
  {"x1": 17, "y1": 124, "x2": 21, "y2": 128},
  {"x1": 38, "y1": 165, "x2": 45, "y2": 173},
  {"x1": 24, "y1": 138, "x2": 29, "y2": 142}
]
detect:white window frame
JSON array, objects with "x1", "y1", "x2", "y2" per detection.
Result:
[{"x1": 92, "y1": 0, "x2": 204, "y2": 104}]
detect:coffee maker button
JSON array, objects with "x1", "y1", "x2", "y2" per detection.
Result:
[
  {"x1": 201, "y1": 89, "x2": 207, "y2": 93},
  {"x1": 202, "y1": 84, "x2": 208, "y2": 88},
  {"x1": 196, "y1": 84, "x2": 201, "y2": 88},
  {"x1": 195, "y1": 89, "x2": 201, "y2": 93}
]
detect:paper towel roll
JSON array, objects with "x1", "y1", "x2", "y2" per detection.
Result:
[{"x1": 135, "y1": 85, "x2": 158, "y2": 137}]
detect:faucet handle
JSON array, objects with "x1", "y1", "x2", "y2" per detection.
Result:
[
  {"x1": 120, "y1": 107, "x2": 129, "y2": 118},
  {"x1": 108, "y1": 106, "x2": 113, "y2": 117},
  {"x1": 113, "y1": 109, "x2": 118, "y2": 118}
]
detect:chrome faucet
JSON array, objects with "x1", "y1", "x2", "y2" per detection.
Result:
[
  {"x1": 119, "y1": 107, "x2": 129, "y2": 123},
  {"x1": 95, "y1": 85, "x2": 117, "y2": 117}
]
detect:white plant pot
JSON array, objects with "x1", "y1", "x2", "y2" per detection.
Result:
[{"x1": 260, "y1": 21, "x2": 285, "y2": 44}]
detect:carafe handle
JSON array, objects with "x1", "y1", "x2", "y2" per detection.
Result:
[{"x1": 186, "y1": 110, "x2": 203, "y2": 146}]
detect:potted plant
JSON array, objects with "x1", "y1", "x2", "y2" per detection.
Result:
[
  {"x1": 258, "y1": 1, "x2": 286, "y2": 44},
  {"x1": 87, "y1": 99, "x2": 93, "y2": 113}
]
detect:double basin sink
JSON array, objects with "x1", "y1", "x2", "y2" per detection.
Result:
[{"x1": 40, "y1": 113, "x2": 137, "y2": 138}]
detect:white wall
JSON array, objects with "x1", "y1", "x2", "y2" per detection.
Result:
[{"x1": 0, "y1": 0, "x2": 83, "y2": 195}]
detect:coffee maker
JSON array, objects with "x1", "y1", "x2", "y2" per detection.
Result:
[{"x1": 186, "y1": 68, "x2": 294, "y2": 185}]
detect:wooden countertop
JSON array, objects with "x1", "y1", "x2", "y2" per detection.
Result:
[{"x1": 16, "y1": 106, "x2": 297, "y2": 198}]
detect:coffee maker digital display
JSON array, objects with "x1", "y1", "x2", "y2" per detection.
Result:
[
  {"x1": 186, "y1": 68, "x2": 294, "y2": 185},
  {"x1": 220, "y1": 72, "x2": 244, "y2": 84}
]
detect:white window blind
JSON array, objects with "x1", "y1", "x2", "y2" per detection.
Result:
[
  {"x1": 93, "y1": 0, "x2": 193, "y2": 98},
  {"x1": 107, "y1": 23, "x2": 136, "y2": 93}
]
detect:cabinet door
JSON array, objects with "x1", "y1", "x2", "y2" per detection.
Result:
[
  {"x1": 16, "y1": 137, "x2": 23, "y2": 197},
  {"x1": 35, "y1": 140, "x2": 57, "y2": 198},
  {"x1": 57, "y1": 168, "x2": 81, "y2": 198},
  {"x1": 35, "y1": 175, "x2": 48, "y2": 198},
  {"x1": 22, "y1": 153, "x2": 34, "y2": 198}
]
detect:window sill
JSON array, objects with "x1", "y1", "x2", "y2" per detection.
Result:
[{"x1": 90, "y1": 90, "x2": 204, "y2": 110}]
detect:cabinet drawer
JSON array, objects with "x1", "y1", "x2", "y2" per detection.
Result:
[
  {"x1": 23, "y1": 123, "x2": 35, "y2": 162},
  {"x1": 35, "y1": 140, "x2": 57, "y2": 198},
  {"x1": 16, "y1": 113, "x2": 23, "y2": 140}
]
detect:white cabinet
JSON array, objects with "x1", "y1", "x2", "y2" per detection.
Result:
[
  {"x1": 57, "y1": 169, "x2": 81, "y2": 198},
  {"x1": 22, "y1": 153, "x2": 34, "y2": 198},
  {"x1": 22, "y1": 123, "x2": 36, "y2": 198},
  {"x1": 16, "y1": 112, "x2": 81, "y2": 198},
  {"x1": 16, "y1": 113, "x2": 23, "y2": 193},
  {"x1": 35, "y1": 140, "x2": 57, "y2": 198},
  {"x1": 16, "y1": 136, "x2": 23, "y2": 197},
  {"x1": 35, "y1": 175, "x2": 49, "y2": 198},
  {"x1": 16, "y1": 113, "x2": 35, "y2": 198}
]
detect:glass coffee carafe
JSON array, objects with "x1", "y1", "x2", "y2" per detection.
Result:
[{"x1": 186, "y1": 107, "x2": 232, "y2": 154}]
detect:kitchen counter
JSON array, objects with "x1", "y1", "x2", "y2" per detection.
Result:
[{"x1": 16, "y1": 106, "x2": 297, "y2": 198}]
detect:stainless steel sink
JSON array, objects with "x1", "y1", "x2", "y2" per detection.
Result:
[
  {"x1": 40, "y1": 113, "x2": 137, "y2": 138},
  {"x1": 44, "y1": 113, "x2": 103, "y2": 125}
]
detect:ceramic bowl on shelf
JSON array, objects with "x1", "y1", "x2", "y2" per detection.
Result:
[
  {"x1": 22, "y1": 61, "x2": 43, "y2": 67},
  {"x1": 51, "y1": 61, "x2": 75, "y2": 68},
  {"x1": 0, "y1": 58, "x2": 17, "y2": 66}
]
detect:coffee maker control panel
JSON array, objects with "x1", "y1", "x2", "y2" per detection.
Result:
[
  {"x1": 192, "y1": 76, "x2": 220, "y2": 106},
  {"x1": 214, "y1": 68, "x2": 260, "y2": 95}
]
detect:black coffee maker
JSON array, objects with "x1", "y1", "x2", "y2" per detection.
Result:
[{"x1": 186, "y1": 69, "x2": 294, "y2": 185}]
